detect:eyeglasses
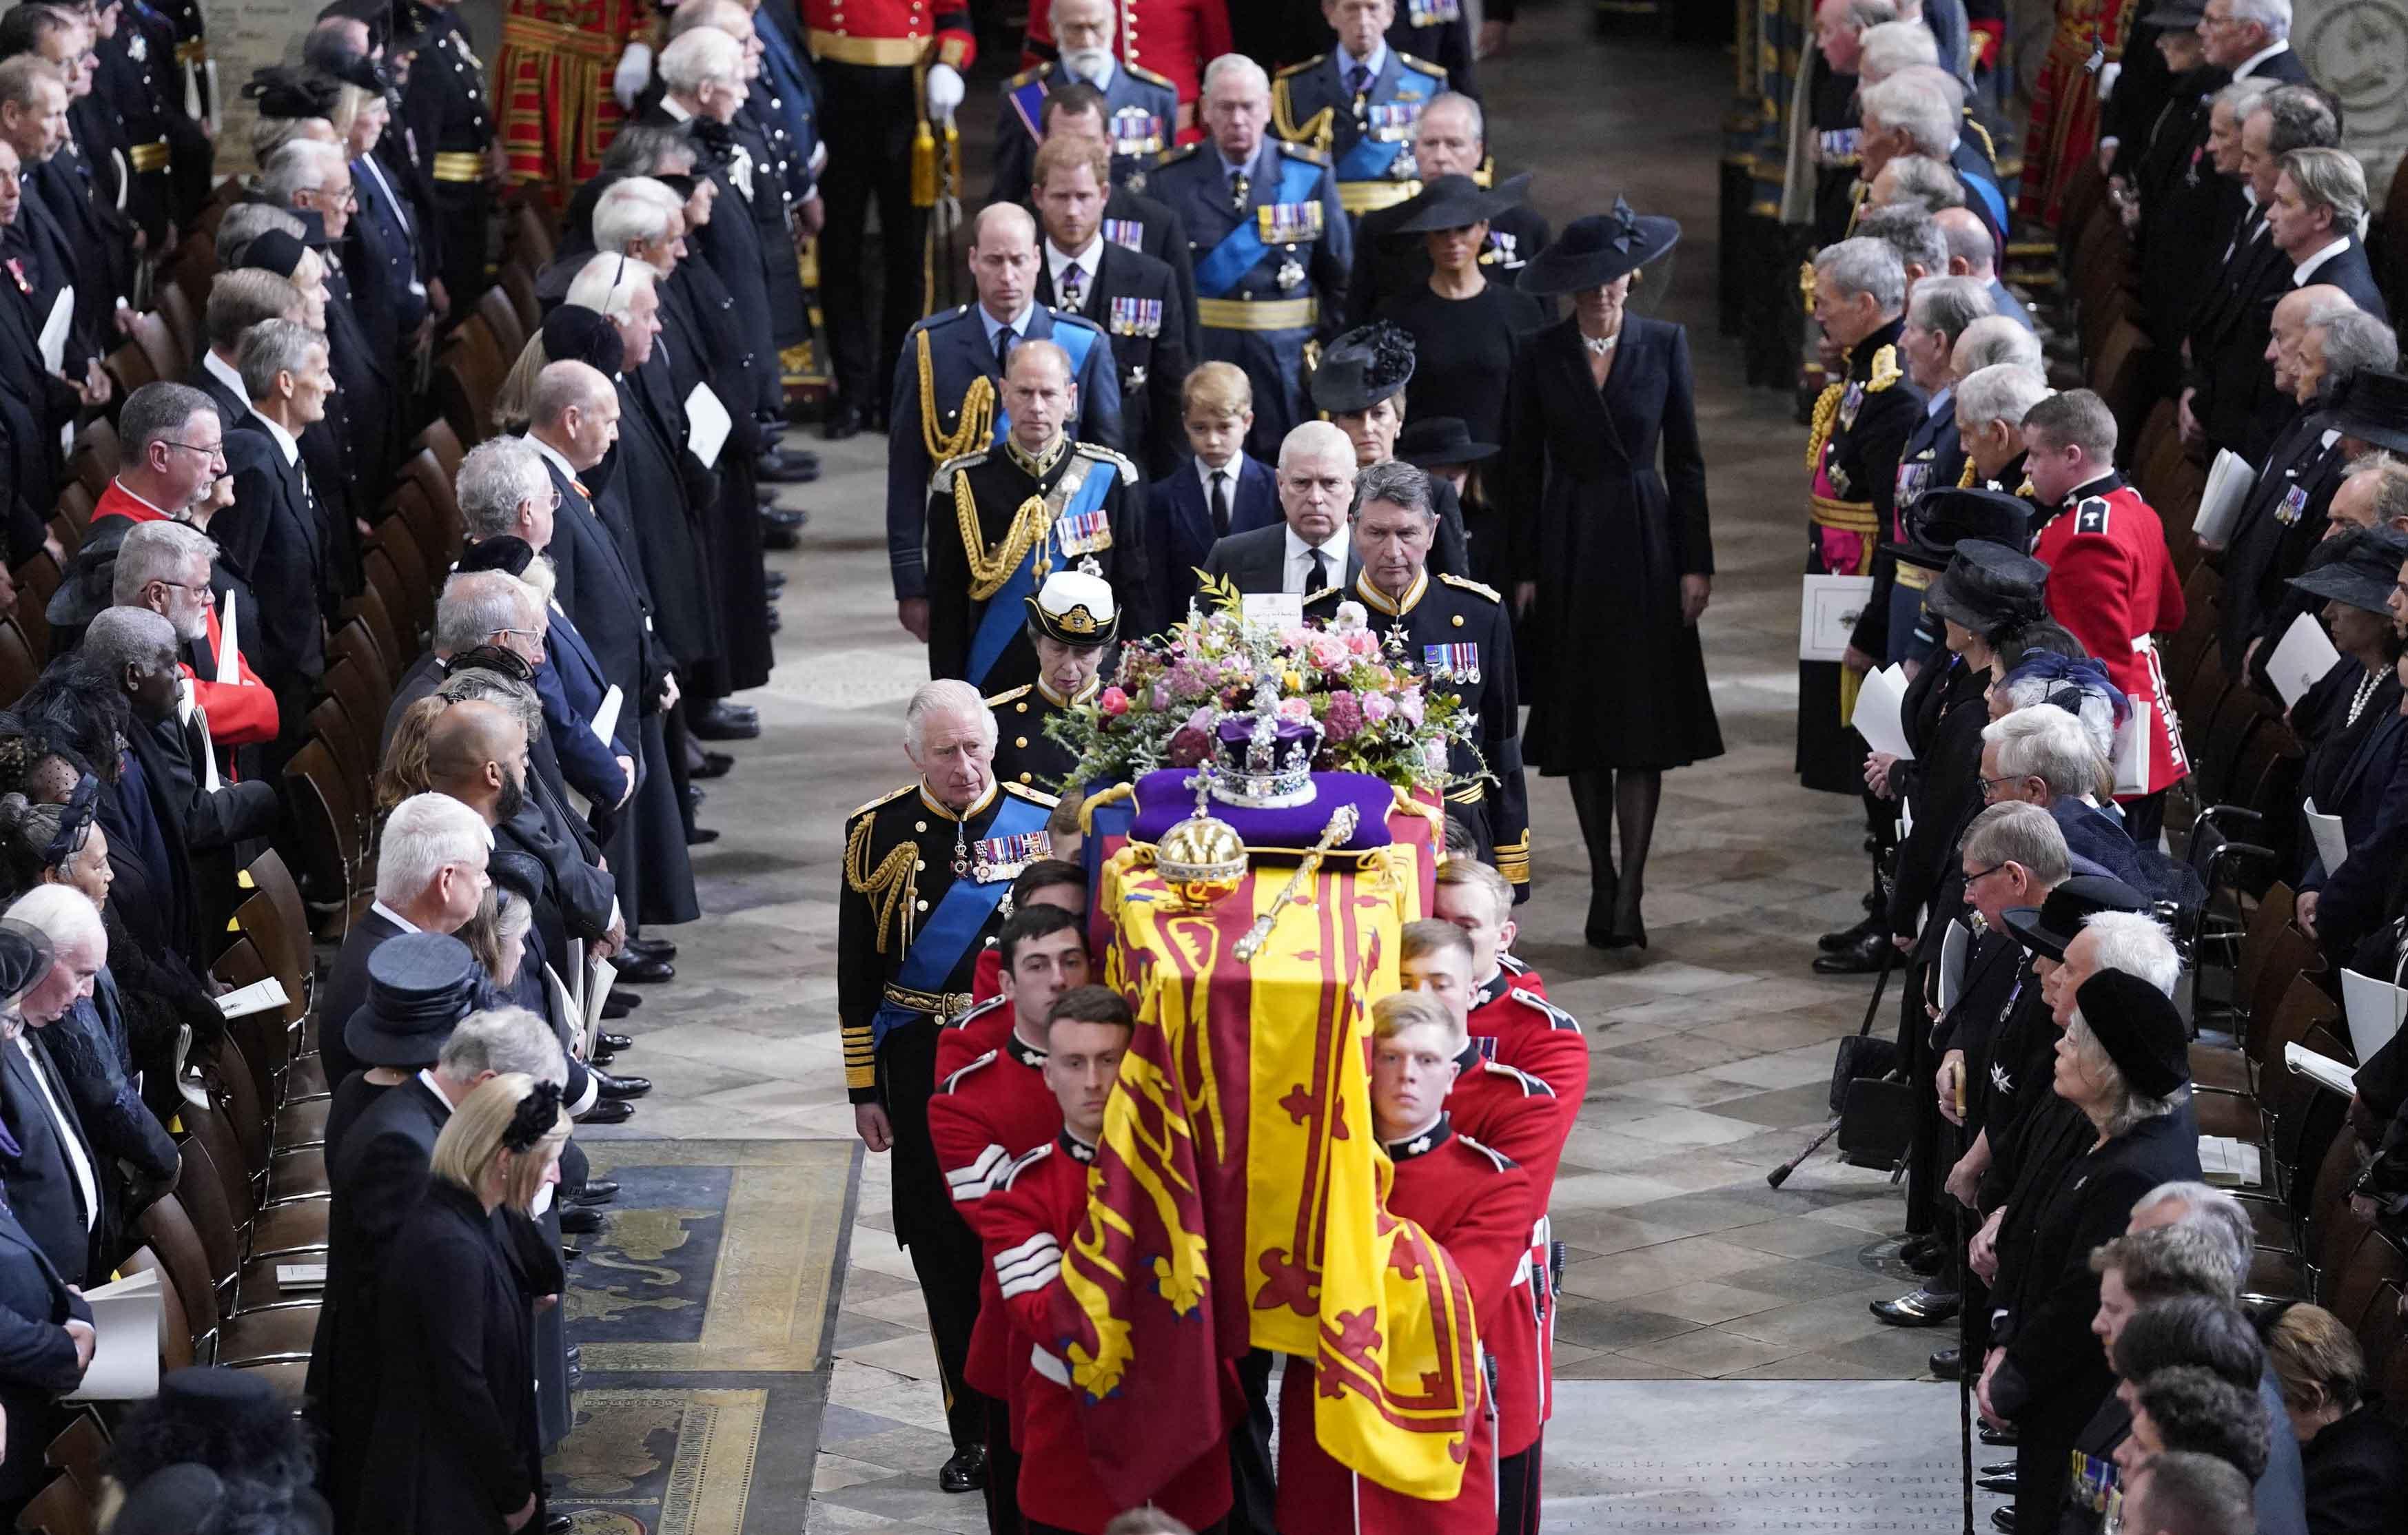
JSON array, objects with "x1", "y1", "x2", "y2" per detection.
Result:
[
  {"x1": 159, "y1": 439, "x2": 226, "y2": 465},
  {"x1": 1962, "y1": 861, "x2": 2008, "y2": 886},
  {"x1": 1979, "y1": 774, "x2": 2030, "y2": 801},
  {"x1": 152, "y1": 577, "x2": 211, "y2": 597},
  {"x1": 491, "y1": 628, "x2": 542, "y2": 642}
]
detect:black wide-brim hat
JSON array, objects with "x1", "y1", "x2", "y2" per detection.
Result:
[
  {"x1": 1396, "y1": 415, "x2": 1498, "y2": 467},
  {"x1": 2286, "y1": 526, "x2": 2408, "y2": 615},
  {"x1": 1518, "y1": 196, "x2": 1680, "y2": 298},
  {"x1": 1884, "y1": 488, "x2": 2034, "y2": 573},
  {"x1": 1311, "y1": 321, "x2": 1416, "y2": 415},
  {"x1": 0, "y1": 919, "x2": 52, "y2": 1007},
  {"x1": 1391, "y1": 172, "x2": 1531, "y2": 235},
  {"x1": 1922, "y1": 537, "x2": 2050, "y2": 634},
  {"x1": 2329, "y1": 369, "x2": 2408, "y2": 457},
  {"x1": 345, "y1": 931, "x2": 480, "y2": 1069},
  {"x1": 2003, "y1": 874, "x2": 2150, "y2": 962}
]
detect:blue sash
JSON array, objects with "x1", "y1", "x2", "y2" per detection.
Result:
[
  {"x1": 1192, "y1": 154, "x2": 1325, "y2": 298},
  {"x1": 1963, "y1": 171, "x2": 2009, "y2": 238},
  {"x1": 992, "y1": 321, "x2": 1100, "y2": 444},
  {"x1": 1006, "y1": 76, "x2": 1049, "y2": 141},
  {"x1": 965, "y1": 453, "x2": 1121, "y2": 688},
  {"x1": 868, "y1": 791, "x2": 1054, "y2": 1049},
  {"x1": 1336, "y1": 130, "x2": 1408, "y2": 184}
]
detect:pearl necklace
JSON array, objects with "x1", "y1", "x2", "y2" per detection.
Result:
[{"x1": 2347, "y1": 666, "x2": 2385, "y2": 728}]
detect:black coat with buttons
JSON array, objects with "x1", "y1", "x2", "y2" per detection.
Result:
[{"x1": 986, "y1": 682, "x2": 1088, "y2": 794}]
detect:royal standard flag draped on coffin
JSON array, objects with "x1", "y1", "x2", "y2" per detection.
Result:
[{"x1": 1040, "y1": 837, "x2": 1481, "y2": 1507}]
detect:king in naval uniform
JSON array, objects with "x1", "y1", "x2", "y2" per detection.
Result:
[
  {"x1": 1269, "y1": 0, "x2": 1449, "y2": 218},
  {"x1": 986, "y1": 567, "x2": 1118, "y2": 792}
]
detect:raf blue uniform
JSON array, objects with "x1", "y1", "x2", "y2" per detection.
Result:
[
  {"x1": 1270, "y1": 43, "x2": 1448, "y2": 219},
  {"x1": 885, "y1": 302, "x2": 1123, "y2": 601},
  {"x1": 1884, "y1": 390, "x2": 1969, "y2": 670},
  {"x1": 990, "y1": 59, "x2": 1178, "y2": 208},
  {"x1": 1147, "y1": 137, "x2": 1349, "y2": 462}
]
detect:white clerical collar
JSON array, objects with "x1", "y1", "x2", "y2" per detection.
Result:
[
  {"x1": 1046, "y1": 234, "x2": 1104, "y2": 285},
  {"x1": 247, "y1": 407, "x2": 300, "y2": 465},
  {"x1": 109, "y1": 477, "x2": 172, "y2": 517},
  {"x1": 371, "y1": 900, "x2": 420, "y2": 934},
  {"x1": 2294, "y1": 235, "x2": 2351, "y2": 286},
  {"x1": 2233, "y1": 41, "x2": 2288, "y2": 78}
]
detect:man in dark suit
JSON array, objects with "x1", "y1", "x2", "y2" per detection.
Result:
[
  {"x1": 1345, "y1": 92, "x2": 1549, "y2": 329},
  {"x1": 318, "y1": 792, "x2": 493, "y2": 1090},
  {"x1": 2268, "y1": 147, "x2": 2388, "y2": 321},
  {"x1": 0, "y1": 929, "x2": 94, "y2": 1499},
  {"x1": 0, "y1": 887, "x2": 109, "y2": 1288},
  {"x1": 1032, "y1": 134, "x2": 1192, "y2": 480},
  {"x1": 1151, "y1": 361, "x2": 1279, "y2": 616},
  {"x1": 187, "y1": 268, "x2": 307, "y2": 429},
  {"x1": 218, "y1": 318, "x2": 336, "y2": 773},
  {"x1": 1202, "y1": 418, "x2": 1359, "y2": 595}
]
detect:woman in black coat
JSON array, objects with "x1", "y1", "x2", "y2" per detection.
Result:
[
  {"x1": 2265, "y1": 1301, "x2": 2408, "y2": 1535},
  {"x1": 1506, "y1": 205, "x2": 1720, "y2": 949},
  {"x1": 354, "y1": 1073, "x2": 571, "y2": 1535},
  {"x1": 1979, "y1": 967, "x2": 2203, "y2": 1532}
]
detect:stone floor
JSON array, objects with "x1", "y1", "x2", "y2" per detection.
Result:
[{"x1": 562, "y1": 5, "x2": 1968, "y2": 1528}]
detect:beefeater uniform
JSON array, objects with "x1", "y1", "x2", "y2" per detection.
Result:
[{"x1": 2028, "y1": 471, "x2": 2190, "y2": 800}]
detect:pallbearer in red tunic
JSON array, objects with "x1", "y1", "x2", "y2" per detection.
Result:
[
  {"x1": 981, "y1": 987, "x2": 1234, "y2": 1534},
  {"x1": 1398, "y1": 923, "x2": 1571, "y2": 1535},
  {"x1": 1433, "y1": 859, "x2": 1587, "y2": 1104},
  {"x1": 495, "y1": 0, "x2": 653, "y2": 209},
  {"x1": 1276, "y1": 991, "x2": 1530, "y2": 1535}
]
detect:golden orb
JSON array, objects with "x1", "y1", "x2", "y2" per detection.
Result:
[{"x1": 1155, "y1": 809, "x2": 1248, "y2": 906}]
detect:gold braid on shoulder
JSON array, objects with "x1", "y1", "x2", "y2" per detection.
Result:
[
  {"x1": 1865, "y1": 344, "x2": 1904, "y2": 393},
  {"x1": 1272, "y1": 84, "x2": 1334, "y2": 154},
  {"x1": 1805, "y1": 382, "x2": 1844, "y2": 475},
  {"x1": 1957, "y1": 456, "x2": 1978, "y2": 488},
  {"x1": 844, "y1": 814, "x2": 920, "y2": 956},
  {"x1": 918, "y1": 329, "x2": 996, "y2": 466},
  {"x1": 955, "y1": 477, "x2": 1054, "y2": 600}
]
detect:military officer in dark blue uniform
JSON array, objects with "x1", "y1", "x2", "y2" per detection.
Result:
[
  {"x1": 990, "y1": 0, "x2": 1176, "y2": 209},
  {"x1": 887, "y1": 203, "x2": 1122, "y2": 644},
  {"x1": 396, "y1": 0, "x2": 496, "y2": 324},
  {"x1": 1388, "y1": 0, "x2": 1481, "y2": 101},
  {"x1": 1149, "y1": 53, "x2": 1349, "y2": 463},
  {"x1": 1305, "y1": 457, "x2": 1529, "y2": 896},
  {"x1": 1270, "y1": 0, "x2": 1449, "y2": 220},
  {"x1": 986, "y1": 568, "x2": 1116, "y2": 792}
]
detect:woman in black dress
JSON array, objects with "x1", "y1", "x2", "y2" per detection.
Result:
[
  {"x1": 354, "y1": 1073, "x2": 570, "y2": 1535},
  {"x1": 1506, "y1": 203, "x2": 1721, "y2": 949},
  {"x1": 1376, "y1": 174, "x2": 1547, "y2": 457}
]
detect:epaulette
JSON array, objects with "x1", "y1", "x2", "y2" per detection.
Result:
[
  {"x1": 1506, "y1": 988, "x2": 1582, "y2": 1032},
  {"x1": 1154, "y1": 141, "x2": 1202, "y2": 168},
  {"x1": 1865, "y1": 344, "x2": 1904, "y2": 393},
  {"x1": 936, "y1": 449, "x2": 990, "y2": 477},
  {"x1": 1396, "y1": 50, "x2": 1447, "y2": 80},
  {"x1": 939, "y1": 1049, "x2": 999, "y2": 1095},
  {"x1": 1456, "y1": 1133, "x2": 1519, "y2": 1173},
  {"x1": 1480, "y1": 1059, "x2": 1556, "y2": 1098},
  {"x1": 986, "y1": 684, "x2": 1035, "y2": 709},
  {"x1": 1004, "y1": 63, "x2": 1052, "y2": 87},
  {"x1": 1275, "y1": 54, "x2": 1325, "y2": 78},
  {"x1": 997, "y1": 1142, "x2": 1056, "y2": 1192},
  {"x1": 1125, "y1": 61, "x2": 1175, "y2": 90},
  {"x1": 1072, "y1": 440, "x2": 1140, "y2": 481},
  {"x1": 1277, "y1": 141, "x2": 1330, "y2": 166},
  {"x1": 1498, "y1": 951, "x2": 1530, "y2": 976},
  {"x1": 1438, "y1": 572, "x2": 1502, "y2": 603},
  {"x1": 1003, "y1": 781, "x2": 1063, "y2": 808},
  {"x1": 949, "y1": 993, "x2": 1010, "y2": 1027},
  {"x1": 847, "y1": 783, "x2": 915, "y2": 821}
]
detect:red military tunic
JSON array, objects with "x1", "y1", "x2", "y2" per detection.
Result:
[
  {"x1": 926, "y1": 1033, "x2": 1059, "y2": 1401},
  {"x1": 1274, "y1": 1117, "x2": 1530, "y2": 1535},
  {"x1": 2028, "y1": 474, "x2": 2190, "y2": 796},
  {"x1": 1022, "y1": 0, "x2": 1230, "y2": 116},
  {"x1": 91, "y1": 482, "x2": 279, "y2": 752},
  {"x1": 936, "y1": 990, "x2": 1012, "y2": 1080},
  {"x1": 970, "y1": 940, "x2": 1003, "y2": 1005},
  {"x1": 1447, "y1": 1054, "x2": 1565, "y2": 1459},
  {"x1": 495, "y1": 0, "x2": 651, "y2": 206},
  {"x1": 985, "y1": 1133, "x2": 1234, "y2": 1533},
  {"x1": 803, "y1": 0, "x2": 975, "y2": 70}
]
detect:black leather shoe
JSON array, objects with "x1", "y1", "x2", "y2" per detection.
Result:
[
  {"x1": 775, "y1": 444, "x2": 820, "y2": 475},
  {"x1": 723, "y1": 701, "x2": 759, "y2": 722},
  {"x1": 1813, "y1": 927, "x2": 1892, "y2": 975},
  {"x1": 591, "y1": 1049, "x2": 617, "y2": 1069},
  {"x1": 547, "y1": 1514, "x2": 573, "y2": 1534},
  {"x1": 757, "y1": 450, "x2": 818, "y2": 484},
  {"x1": 694, "y1": 750, "x2": 735, "y2": 779},
  {"x1": 1979, "y1": 1423, "x2": 2018, "y2": 1447},
  {"x1": 1818, "y1": 905, "x2": 1881, "y2": 951},
  {"x1": 596, "y1": 1071, "x2": 652, "y2": 1100},
  {"x1": 763, "y1": 505, "x2": 806, "y2": 530},
  {"x1": 624, "y1": 937, "x2": 677, "y2": 961},
  {"x1": 1928, "y1": 1346, "x2": 1960, "y2": 1379},
  {"x1": 578, "y1": 1100, "x2": 635, "y2": 1125},
  {"x1": 599, "y1": 1032, "x2": 633, "y2": 1052},
  {"x1": 1982, "y1": 1463, "x2": 2016, "y2": 1478},
  {"x1": 763, "y1": 570, "x2": 788, "y2": 595},
  {"x1": 755, "y1": 484, "x2": 777, "y2": 508},
  {"x1": 602, "y1": 992, "x2": 638, "y2": 1019},
  {"x1": 1992, "y1": 1509, "x2": 2016, "y2": 1533},
  {"x1": 689, "y1": 826, "x2": 722, "y2": 845},
  {"x1": 1902, "y1": 1235, "x2": 1943, "y2": 1276},
  {"x1": 1869, "y1": 1288, "x2": 1960, "y2": 1327},
  {"x1": 560, "y1": 1206, "x2": 604, "y2": 1235},
  {"x1": 561, "y1": 1244, "x2": 583, "y2": 1261},
  {"x1": 766, "y1": 607, "x2": 782, "y2": 635},
  {"x1": 764, "y1": 523, "x2": 800, "y2": 551},
  {"x1": 611, "y1": 954, "x2": 675, "y2": 983},
  {"x1": 570, "y1": 1180, "x2": 619, "y2": 1204},
  {"x1": 824, "y1": 402, "x2": 866, "y2": 440},
  {"x1": 1978, "y1": 1476, "x2": 2017, "y2": 1494},
  {"x1": 692, "y1": 702, "x2": 760, "y2": 741},
  {"x1": 938, "y1": 1445, "x2": 987, "y2": 1494}
]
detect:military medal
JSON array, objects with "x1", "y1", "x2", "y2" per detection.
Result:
[
  {"x1": 1276, "y1": 258, "x2": 1305, "y2": 292},
  {"x1": 1108, "y1": 296, "x2": 1163, "y2": 337},
  {"x1": 1367, "y1": 102, "x2": 1418, "y2": 141},
  {"x1": 1423, "y1": 643, "x2": 1481, "y2": 685},
  {"x1": 950, "y1": 819, "x2": 972, "y2": 878},
  {"x1": 1102, "y1": 218, "x2": 1144, "y2": 250},
  {"x1": 1838, "y1": 380, "x2": 1865, "y2": 431},
  {"x1": 1408, "y1": 0, "x2": 1461, "y2": 19},
  {"x1": 1258, "y1": 202, "x2": 1323, "y2": 245},
  {"x1": 970, "y1": 830, "x2": 1050, "y2": 883},
  {"x1": 1482, "y1": 230, "x2": 1520, "y2": 268},
  {"x1": 2277, "y1": 483, "x2": 2309, "y2": 524},
  {"x1": 1057, "y1": 507, "x2": 1114, "y2": 556}
]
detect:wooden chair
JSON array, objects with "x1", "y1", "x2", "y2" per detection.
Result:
[
  {"x1": 116, "y1": 1247, "x2": 196, "y2": 1370},
  {"x1": 66, "y1": 421, "x2": 117, "y2": 502},
  {"x1": 401, "y1": 449, "x2": 465, "y2": 555},
  {"x1": 345, "y1": 579, "x2": 405, "y2": 681},
  {"x1": 478, "y1": 285, "x2": 527, "y2": 361},
  {"x1": 45, "y1": 514, "x2": 79, "y2": 560},
  {"x1": 52, "y1": 483, "x2": 93, "y2": 535},
  {"x1": 137, "y1": 1182, "x2": 223, "y2": 1357},
  {"x1": 41, "y1": 1416, "x2": 107, "y2": 1503},
  {"x1": 329, "y1": 620, "x2": 396, "y2": 714},
  {"x1": 309, "y1": 696, "x2": 374, "y2": 801},
  {"x1": 500, "y1": 262, "x2": 541, "y2": 337},
  {"x1": 320, "y1": 656, "x2": 391, "y2": 770},
  {"x1": 0, "y1": 619, "x2": 41, "y2": 705},
  {"x1": 280, "y1": 741, "x2": 370, "y2": 931},
  {"x1": 130, "y1": 309, "x2": 184, "y2": 382},
  {"x1": 156, "y1": 282, "x2": 199, "y2": 365},
  {"x1": 369, "y1": 515, "x2": 436, "y2": 634},
  {"x1": 361, "y1": 546, "x2": 419, "y2": 652},
  {"x1": 414, "y1": 418, "x2": 466, "y2": 484},
  {"x1": 507, "y1": 200, "x2": 555, "y2": 269},
  {"x1": 14, "y1": 1474, "x2": 97, "y2": 1535},
  {"x1": 242, "y1": 847, "x2": 316, "y2": 1010},
  {"x1": 101, "y1": 338, "x2": 157, "y2": 398}
]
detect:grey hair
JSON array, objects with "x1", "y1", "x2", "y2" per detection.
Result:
[
  {"x1": 433, "y1": 571, "x2": 538, "y2": 657},
  {"x1": 259, "y1": 140, "x2": 344, "y2": 207},
  {"x1": 602, "y1": 123, "x2": 698, "y2": 177},
  {"x1": 1351, "y1": 458, "x2": 1436, "y2": 524},
  {"x1": 374, "y1": 792, "x2": 489, "y2": 905},
  {"x1": 1953, "y1": 317, "x2": 2044, "y2": 376},
  {"x1": 1959, "y1": 801, "x2": 2072, "y2": 886},
  {"x1": 2132, "y1": 1183, "x2": 2254, "y2": 1298},
  {"x1": 118, "y1": 382, "x2": 219, "y2": 460},
  {"x1": 1983, "y1": 705, "x2": 2105, "y2": 801},
  {"x1": 438, "y1": 666, "x2": 544, "y2": 741},
  {"x1": 1858, "y1": 205, "x2": 1948, "y2": 280},
  {"x1": 2227, "y1": 0, "x2": 2292, "y2": 42},
  {"x1": 2212, "y1": 75, "x2": 2277, "y2": 118},
  {"x1": 2281, "y1": 147, "x2": 2368, "y2": 232},
  {"x1": 1201, "y1": 52, "x2": 1268, "y2": 100},
  {"x1": 2309, "y1": 310, "x2": 2399, "y2": 400},
  {"x1": 112, "y1": 521, "x2": 218, "y2": 609},
  {"x1": 1856, "y1": 18, "x2": 1937, "y2": 81},
  {"x1": 496, "y1": 889, "x2": 534, "y2": 949},
  {"x1": 235, "y1": 319, "x2": 325, "y2": 404},
  {"x1": 2063, "y1": 1011, "x2": 2185, "y2": 1137},
  {"x1": 1937, "y1": 207, "x2": 1995, "y2": 271},
  {"x1": 2258, "y1": 84, "x2": 2338, "y2": 156},
  {"x1": 593, "y1": 177, "x2": 682, "y2": 256},
  {"x1": 1813, "y1": 236, "x2": 1906, "y2": 312},
  {"x1": 1877, "y1": 154, "x2": 1965, "y2": 214},
  {"x1": 457, "y1": 437, "x2": 551, "y2": 544},
  {"x1": 1861, "y1": 72, "x2": 1958, "y2": 157},
  {"x1": 2349, "y1": 452, "x2": 2408, "y2": 528},
  {"x1": 1955, "y1": 360, "x2": 2052, "y2": 427},
  {"x1": 1907, "y1": 274, "x2": 1995, "y2": 346},
  {"x1": 658, "y1": 26, "x2": 742, "y2": 93},
  {"x1": 904, "y1": 679, "x2": 996, "y2": 756},
  {"x1": 3, "y1": 885, "x2": 102, "y2": 956},
  {"x1": 436, "y1": 1006, "x2": 567, "y2": 1087},
  {"x1": 1835, "y1": 0, "x2": 1899, "y2": 28},
  {"x1": 84, "y1": 606, "x2": 178, "y2": 679},
  {"x1": 564, "y1": 254, "x2": 655, "y2": 319},
  {"x1": 213, "y1": 202, "x2": 307, "y2": 271},
  {"x1": 2132, "y1": 1454, "x2": 2256, "y2": 1535},
  {"x1": 2082, "y1": 908, "x2": 2183, "y2": 996},
  {"x1": 1278, "y1": 419, "x2": 1354, "y2": 472},
  {"x1": 1416, "y1": 90, "x2": 1482, "y2": 146}
]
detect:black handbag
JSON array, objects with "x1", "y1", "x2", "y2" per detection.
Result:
[
  {"x1": 1826, "y1": 940, "x2": 1902, "y2": 1116},
  {"x1": 1827, "y1": 937, "x2": 1917, "y2": 1171}
]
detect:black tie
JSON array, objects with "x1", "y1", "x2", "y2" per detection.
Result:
[
  {"x1": 1308, "y1": 548, "x2": 1329, "y2": 591},
  {"x1": 997, "y1": 326, "x2": 1019, "y2": 365},
  {"x1": 1210, "y1": 470, "x2": 1230, "y2": 537}
]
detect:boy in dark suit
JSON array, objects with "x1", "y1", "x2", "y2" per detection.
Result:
[{"x1": 1147, "y1": 361, "x2": 1276, "y2": 618}]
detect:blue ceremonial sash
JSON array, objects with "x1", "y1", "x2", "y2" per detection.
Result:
[
  {"x1": 965, "y1": 453, "x2": 1122, "y2": 688},
  {"x1": 1963, "y1": 171, "x2": 2009, "y2": 239},
  {"x1": 1007, "y1": 77, "x2": 1049, "y2": 141},
  {"x1": 867, "y1": 792, "x2": 1054, "y2": 1049},
  {"x1": 1336, "y1": 127, "x2": 1409, "y2": 183},
  {"x1": 992, "y1": 321, "x2": 1100, "y2": 444},
  {"x1": 1192, "y1": 154, "x2": 1325, "y2": 298}
]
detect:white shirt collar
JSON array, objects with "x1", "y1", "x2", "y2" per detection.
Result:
[
  {"x1": 1282, "y1": 522, "x2": 1350, "y2": 593},
  {"x1": 2294, "y1": 234, "x2": 2351, "y2": 285},
  {"x1": 1925, "y1": 384, "x2": 1952, "y2": 420},
  {"x1": 1046, "y1": 234, "x2": 1105, "y2": 287},
  {"x1": 660, "y1": 96, "x2": 694, "y2": 122},
  {"x1": 247, "y1": 407, "x2": 299, "y2": 466},
  {"x1": 979, "y1": 300, "x2": 1037, "y2": 351},
  {"x1": 371, "y1": 900, "x2": 420, "y2": 934},
  {"x1": 203, "y1": 348, "x2": 245, "y2": 401},
  {"x1": 1340, "y1": 39, "x2": 1388, "y2": 83},
  {"x1": 529, "y1": 434, "x2": 582, "y2": 486},
  {"x1": 416, "y1": 1067, "x2": 456, "y2": 1109},
  {"x1": 1196, "y1": 453, "x2": 1238, "y2": 496},
  {"x1": 2233, "y1": 41, "x2": 2288, "y2": 78}
]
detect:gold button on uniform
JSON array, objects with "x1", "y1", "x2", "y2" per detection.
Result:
[
  {"x1": 1014, "y1": 701, "x2": 1028, "y2": 712},
  {"x1": 1019, "y1": 772, "x2": 1033, "y2": 783},
  {"x1": 1452, "y1": 615, "x2": 1465, "y2": 627},
  {"x1": 915, "y1": 821, "x2": 928, "y2": 832},
  {"x1": 917, "y1": 899, "x2": 930, "y2": 911},
  {"x1": 915, "y1": 858, "x2": 927, "y2": 871},
  {"x1": 1014, "y1": 736, "x2": 1028, "y2": 748}
]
